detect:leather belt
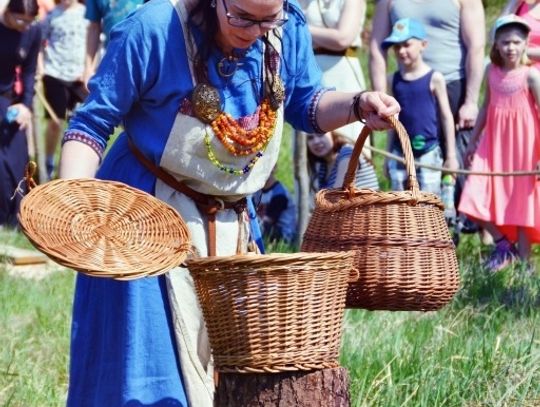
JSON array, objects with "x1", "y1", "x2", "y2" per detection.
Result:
[
  {"x1": 128, "y1": 139, "x2": 247, "y2": 257},
  {"x1": 314, "y1": 46, "x2": 358, "y2": 58}
]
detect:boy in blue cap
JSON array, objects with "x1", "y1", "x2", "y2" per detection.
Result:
[{"x1": 383, "y1": 18, "x2": 459, "y2": 198}]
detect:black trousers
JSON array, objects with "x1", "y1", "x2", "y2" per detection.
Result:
[{"x1": 0, "y1": 95, "x2": 28, "y2": 227}]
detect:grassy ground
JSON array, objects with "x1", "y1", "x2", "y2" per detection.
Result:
[
  {"x1": 1, "y1": 229, "x2": 539, "y2": 406},
  {"x1": 2, "y1": 1, "x2": 537, "y2": 405}
]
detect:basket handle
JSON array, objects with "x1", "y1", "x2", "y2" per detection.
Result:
[{"x1": 341, "y1": 116, "x2": 420, "y2": 200}]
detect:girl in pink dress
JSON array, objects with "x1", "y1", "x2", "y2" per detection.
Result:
[
  {"x1": 500, "y1": 0, "x2": 540, "y2": 69},
  {"x1": 459, "y1": 15, "x2": 540, "y2": 273}
]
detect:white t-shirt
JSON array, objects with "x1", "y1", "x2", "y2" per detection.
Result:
[{"x1": 42, "y1": 3, "x2": 88, "y2": 82}]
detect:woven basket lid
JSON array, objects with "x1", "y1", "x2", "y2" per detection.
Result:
[{"x1": 18, "y1": 178, "x2": 191, "y2": 280}]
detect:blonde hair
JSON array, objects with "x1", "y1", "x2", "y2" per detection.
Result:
[{"x1": 490, "y1": 24, "x2": 531, "y2": 67}]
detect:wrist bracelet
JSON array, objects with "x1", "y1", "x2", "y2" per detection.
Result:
[{"x1": 352, "y1": 91, "x2": 368, "y2": 124}]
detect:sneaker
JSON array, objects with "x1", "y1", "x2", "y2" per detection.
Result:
[
  {"x1": 460, "y1": 218, "x2": 479, "y2": 234},
  {"x1": 483, "y1": 237, "x2": 518, "y2": 272}
]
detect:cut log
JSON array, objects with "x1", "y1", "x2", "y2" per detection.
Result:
[
  {"x1": 215, "y1": 367, "x2": 350, "y2": 407},
  {"x1": 0, "y1": 245, "x2": 47, "y2": 265}
]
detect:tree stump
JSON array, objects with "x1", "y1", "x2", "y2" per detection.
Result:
[{"x1": 215, "y1": 367, "x2": 350, "y2": 407}]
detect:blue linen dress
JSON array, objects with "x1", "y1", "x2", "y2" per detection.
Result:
[{"x1": 64, "y1": 0, "x2": 325, "y2": 405}]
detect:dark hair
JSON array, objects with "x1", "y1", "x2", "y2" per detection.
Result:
[
  {"x1": 490, "y1": 24, "x2": 530, "y2": 67},
  {"x1": 307, "y1": 132, "x2": 349, "y2": 191},
  {"x1": 188, "y1": 0, "x2": 219, "y2": 80},
  {"x1": 187, "y1": 0, "x2": 285, "y2": 85},
  {"x1": 7, "y1": 0, "x2": 39, "y2": 16}
]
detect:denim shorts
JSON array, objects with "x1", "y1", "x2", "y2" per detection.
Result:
[{"x1": 387, "y1": 146, "x2": 443, "y2": 195}]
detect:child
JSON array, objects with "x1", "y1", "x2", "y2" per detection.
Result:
[
  {"x1": 382, "y1": 18, "x2": 459, "y2": 196},
  {"x1": 306, "y1": 131, "x2": 380, "y2": 191},
  {"x1": 40, "y1": 0, "x2": 88, "y2": 179},
  {"x1": 459, "y1": 14, "x2": 540, "y2": 273}
]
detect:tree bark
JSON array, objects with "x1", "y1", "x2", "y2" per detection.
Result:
[{"x1": 215, "y1": 367, "x2": 350, "y2": 407}]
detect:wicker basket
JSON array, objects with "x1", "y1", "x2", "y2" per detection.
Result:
[
  {"x1": 186, "y1": 251, "x2": 358, "y2": 373},
  {"x1": 301, "y1": 116, "x2": 460, "y2": 311},
  {"x1": 18, "y1": 178, "x2": 191, "y2": 280}
]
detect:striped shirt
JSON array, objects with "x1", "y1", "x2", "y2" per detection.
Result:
[{"x1": 316, "y1": 145, "x2": 380, "y2": 190}]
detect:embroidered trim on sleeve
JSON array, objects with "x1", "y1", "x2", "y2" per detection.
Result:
[
  {"x1": 308, "y1": 88, "x2": 331, "y2": 134},
  {"x1": 62, "y1": 130, "x2": 105, "y2": 159}
]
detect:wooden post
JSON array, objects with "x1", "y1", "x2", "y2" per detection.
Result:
[
  {"x1": 215, "y1": 367, "x2": 350, "y2": 407},
  {"x1": 294, "y1": 130, "x2": 310, "y2": 244},
  {"x1": 32, "y1": 83, "x2": 47, "y2": 183}
]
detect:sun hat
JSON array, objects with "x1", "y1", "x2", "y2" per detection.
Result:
[
  {"x1": 382, "y1": 18, "x2": 427, "y2": 49},
  {"x1": 494, "y1": 14, "x2": 531, "y2": 34}
]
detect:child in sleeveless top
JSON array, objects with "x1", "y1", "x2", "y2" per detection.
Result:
[
  {"x1": 459, "y1": 15, "x2": 540, "y2": 273},
  {"x1": 382, "y1": 18, "x2": 459, "y2": 196}
]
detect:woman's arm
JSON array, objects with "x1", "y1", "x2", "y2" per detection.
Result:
[
  {"x1": 58, "y1": 141, "x2": 101, "y2": 178},
  {"x1": 59, "y1": 15, "x2": 161, "y2": 179},
  {"x1": 431, "y1": 71, "x2": 458, "y2": 172},
  {"x1": 309, "y1": 0, "x2": 364, "y2": 50},
  {"x1": 316, "y1": 90, "x2": 400, "y2": 132}
]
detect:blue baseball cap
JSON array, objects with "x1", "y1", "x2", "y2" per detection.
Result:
[
  {"x1": 494, "y1": 14, "x2": 530, "y2": 34},
  {"x1": 382, "y1": 18, "x2": 427, "y2": 49}
]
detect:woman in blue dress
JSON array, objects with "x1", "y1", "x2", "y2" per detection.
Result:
[{"x1": 58, "y1": 0, "x2": 400, "y2": 405}]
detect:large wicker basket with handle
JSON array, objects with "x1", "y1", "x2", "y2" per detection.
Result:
[
  {"x1": 186, "y1": 251, "x2": 358, "y2": 373},
  {"x1": 18, "y1": 174, "x2": 191, "y2": 280},
  {"x1": 301, "y1": 116, "x2": 460, "y2": 311}
]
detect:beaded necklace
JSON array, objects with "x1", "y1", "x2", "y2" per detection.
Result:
[{"x1": 191, "y1": 36, "x2": 284, "y2": 176}]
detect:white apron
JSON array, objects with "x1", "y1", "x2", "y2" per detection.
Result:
[{"x1": 156, "y1": 1, "x2": 284, "y2": 405}]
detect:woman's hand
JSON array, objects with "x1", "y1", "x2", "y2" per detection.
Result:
[
  {"x1": 9, "y1": 103, "x2": 32, "y2": 130},
  {"x1": 359, "y1": 91, "x2": 400, "y2": 131}
]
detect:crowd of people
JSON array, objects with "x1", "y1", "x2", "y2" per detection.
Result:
[{"x1": 0, "y1": 0, "x2": 539, "y2": 404}]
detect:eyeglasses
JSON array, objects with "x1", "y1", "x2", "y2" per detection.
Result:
[{"x1": 221, "y1": 0, "x2": 288, "y2": 29}]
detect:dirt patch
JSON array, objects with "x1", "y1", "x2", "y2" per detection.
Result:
[{"x1": 4, "y1": 260, "x2": 69, "y2": 280}]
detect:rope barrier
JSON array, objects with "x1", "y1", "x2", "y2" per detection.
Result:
[{"x1": 363, "y1": 144, "x2": 540, "y2": 177}]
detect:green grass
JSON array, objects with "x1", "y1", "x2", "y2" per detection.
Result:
[
  {"x1": 343, "y1": 237, "x2": 540, "y2": 406},
  {"x1": 1, "y1": 229, "x2": 539, "y2": 406},
  {"x1": 2, "y1": 1, "x2": 536, "y2": 405}
]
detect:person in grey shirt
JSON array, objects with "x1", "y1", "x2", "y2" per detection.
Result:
[{"x1": 369, "y1": 0, "x2": 485, "y2": 233}]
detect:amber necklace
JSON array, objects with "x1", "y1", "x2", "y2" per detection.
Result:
[{"x1": 191, "y1": 38, "x2": 285, "y2": 175}]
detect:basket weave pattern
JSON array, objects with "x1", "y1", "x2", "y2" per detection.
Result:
[
  {"x1": 186, "y1": 251, "x2": 357, "y2": 373},
  {"x1": 302, "y1": 117, "x2": 460, "y2": 311},
  {"x1": 18, "y1": 179, "x2": 191, "y2": 280}
]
